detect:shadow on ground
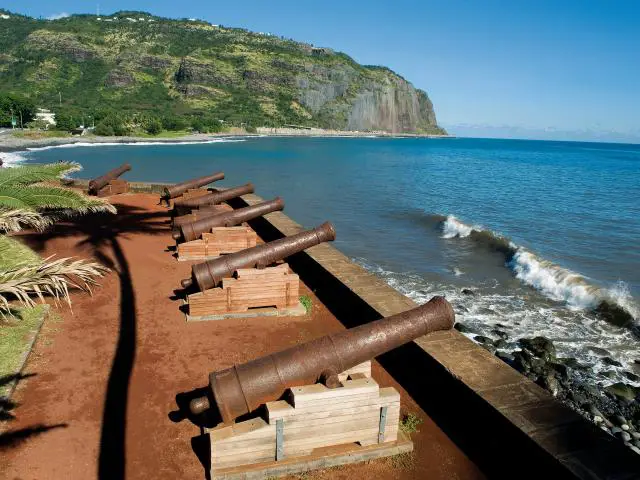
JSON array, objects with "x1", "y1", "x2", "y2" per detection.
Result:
[{"x1": 18, "y1": 203, "x2": 168, "y2": 480}]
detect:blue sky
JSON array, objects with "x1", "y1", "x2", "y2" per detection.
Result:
[{"x1": 3, "y1": 1, "x2": 640, "y2": 142}]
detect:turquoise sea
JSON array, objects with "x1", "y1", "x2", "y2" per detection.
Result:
[{"x1": 14, "y1": 136, "x2": 640, "y2": 385}]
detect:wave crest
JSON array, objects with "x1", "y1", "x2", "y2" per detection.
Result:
[{"x1": 439, "y1": 214, "x2": 638, "y2": 327}]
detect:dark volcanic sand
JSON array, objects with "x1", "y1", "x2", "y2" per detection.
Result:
[{"x1": 0, "y1": 193, "x2": 483, "y2": 479}]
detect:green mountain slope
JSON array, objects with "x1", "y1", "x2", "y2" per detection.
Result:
[{"x1": 0, "y1": 10, "x2": 445, "y2": 134}]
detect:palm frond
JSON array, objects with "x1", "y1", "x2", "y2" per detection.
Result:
[
  {"x1": 0, "y1": 236, "x2": 42, "y2": 270},
  {"x1": 0, "y1": 255, "x2": 109, "y2": 315},
  {"x1": 0, "y1": 162, "x2": 82, "y2": 188},
  {"x1": 0, "y1": 184, "x2": 116, "y2": 214},
  {"x1": 0, "y1": 209, "x2": 52, "y2": 233}
]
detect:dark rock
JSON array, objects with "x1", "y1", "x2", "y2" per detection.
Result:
[
  {"x1": 550, "y1": 362, "x2": 570, "y2": 381},
  {"x1": 512, "y1": 349, "x2": 545, "y2": 375},
  {"x1": 461, "y1": 288, "x2": 475, "y2": 296},
  {"x1": 613, "y1": 415, "x2": 629, "y2": 426},
  {"x1": 558, "y1": 357, "x2": 589, "y2": 371},
  {"x1": 479, "y1": 343, "x2": 496, "y2": 354},
  {"x1": 624, "y1": 371, "x2": 640, "y2": 382},
  {"x1": 594, "y1": 301, "x2": 634, "y2": 328},
  {"x1": 494, "y1": 338, "x2": 508, "y2": 349},
  {"x1": 601, "y1": 370, "x2": 617, "y2": 380},
  {"x1": 605, "y1": 383, "x2": 637, "y2": 403},
  {"x1": 454, "y1": 322, "x2": 478, "y2": 334},
  {"x1": 587, "y1": 346, "x2": 611, "y2": 356},
  {"x1": 473, "y1": 335, "x2": 494, "y2": 346},
  {"x1": 491, "y1": 328, "x2": 509, "y2": 340},
  {"x1": 496, "y1": 351, "x2": 515, "y2": 365},
  {"x1": 602, "y1": 357, "x2": 623, "y2": 367},
  {"x1": 519, "y1": 336, "x2": 556, "y2": 361},
  {"x1": 537, "y1": 373, "x2": 560, "y2": 397}
]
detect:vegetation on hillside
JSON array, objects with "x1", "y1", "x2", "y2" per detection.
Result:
[{"x1": 0, "y1": 10, "x2": 445, "y2": 134}]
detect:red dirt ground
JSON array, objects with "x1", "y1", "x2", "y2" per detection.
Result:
[{"x1": 0, "y1": 193, "x2": 484, "y2": 480}]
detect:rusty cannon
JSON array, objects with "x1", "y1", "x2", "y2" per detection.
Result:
[
  {"x1": 171, "y1": 206, "x2": 229, "y2": 229},
  {"x1": 172, "y1": 197, "x2": 285, "y2": 243},
  {"x1": 88, "y1": 163, "x2": 131, "y2": 194},
  {"x1": 189, "y1": 296, "x2": 455, "y2": 422},
  {"x1": 173, "y1": 183, "x2": 255, "y2": 211},
  {"x1": 161, "y1": 172, "x2": 225, "y2": 201},
  {"x1": 181, "y1": 222, "x2": 335, "y2": 291}
]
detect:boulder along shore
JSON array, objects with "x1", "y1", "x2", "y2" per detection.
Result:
[{"x1": 455, "y1": 309, "x2": 640, "y2": 455}]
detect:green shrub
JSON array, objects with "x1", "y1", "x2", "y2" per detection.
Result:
[
  {"x1": 161, "y1": 115, "x2": 187, "y2": 131},
  {"x1": 299, "y1": 295, "x2": 312, "y2": 314},
  {"x1": 399, "y1": 413, "x2": 422, "y2": 434},
  {"x1": 146, "y1": 118, "x2": 162, "y2": 135},
  {"x1": 94, "y1": 123, "x2": 115, "y2": 136}
]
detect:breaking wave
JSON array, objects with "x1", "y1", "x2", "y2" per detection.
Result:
[
  {"x1": 0, "y1": 151, "x2": 27, "y2": 166},
  {"x1": 440, "y1": 214, "x2": 638, "y2": 328},
  {"x1": 25, "y1": 137, "x2": 246, "y2": 152}
]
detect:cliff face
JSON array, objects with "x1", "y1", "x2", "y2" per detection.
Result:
[{"x1": 0, "y1": 11, "x2": 444, "y2": 134}]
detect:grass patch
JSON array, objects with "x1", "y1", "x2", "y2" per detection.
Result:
[
  {"x1": 0, "y1": 305, "x2": 48, "y2": 397},
  {"x1": 299, "y1": 295, "x2": 312, "y2": 314},
  {"x1": 0, "y1": 236, "x2": 41, "y2": 271},
  {"x1": 399, "y1": 412, "x2": 422, "y2": 434},
  {"x1": 12, "y1": 130, "x2": 71, "y2": 139}
]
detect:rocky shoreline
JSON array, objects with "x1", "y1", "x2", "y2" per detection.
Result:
[{"x1": 456, "y1": 314, "x2": 640, "y2": 455}]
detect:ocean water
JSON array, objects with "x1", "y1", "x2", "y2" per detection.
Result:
[{"x1": 15, "y1": 137, "x2": 640, "y2": 385}]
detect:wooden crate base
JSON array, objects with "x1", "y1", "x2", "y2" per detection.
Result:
[
  {"x1": 206, "y1": 366, "x2": 408, "y2": 479},
  {"x1": 185, "y1": 300, "x2": 306, "y2": 322},
  {"x1": 186, "y1": 264, "x2": 300, "y2": 318},
  {"x1": 177, "y1": 226, "x2": 258, "y2": 261},
  {"x1": 96, "y1": 179, "x2": 129, "y2": 197},
  {"x1": 210, "y1": 430, "x2": 413, "y2": 479}
]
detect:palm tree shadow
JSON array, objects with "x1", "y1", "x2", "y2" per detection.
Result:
[{"x1": 19, "y1": 203, "x2": 169, "y2": 480}]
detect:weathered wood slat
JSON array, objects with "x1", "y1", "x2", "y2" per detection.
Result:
[
  {"x1": 187, "y1": 264, "x2": 299, "y2": 316},
  {"x1": 208, "y1": 377, "x2": 402, "y2": 474}
]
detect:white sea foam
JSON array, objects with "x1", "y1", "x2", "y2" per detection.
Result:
[
  {"x1": 441, "y1": 215, "x2": 475, "y2": 238},
  {"x1": 509, "y1": 250, "x2": 599, "y2": 309},
  {"x1": 353, "y1": 257, "x2": 640, "y2": 387},
  {"x1": 25, "y1": 138, "x2": 246, "y2": 152},
  {"x1": 438, "y1": 214, "x2": 639, "y2": 322},
  {"x1": 0, "y1": 151, "x2": 28, "y2": 166}
]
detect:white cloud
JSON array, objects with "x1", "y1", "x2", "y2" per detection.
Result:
[{"x1": 47, "y1": 12, "x2": 70, "y2": 20}]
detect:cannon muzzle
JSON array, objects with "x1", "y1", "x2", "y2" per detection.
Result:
[
  {"x1": 162, "y1": 172, "x2": 225, "y2": 199},
  {"x1": 189, "y1": 297, "x2": 454, "y2": 422},
  {"x1": 173, "y1": 183, "x2": 255, "y2": 210},
  {"x1": 88, "y1": 163, "x2": 131, "y2": 194},
  {"x1": 182, "y1": 222, "x2": 335, "y2": 291},
  {"x1": 175, "y1": 197, "x2": 285, "y2": 243}
]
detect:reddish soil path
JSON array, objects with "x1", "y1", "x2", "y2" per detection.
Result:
[{"x1": 0, "y1": 194, "x2": 483, "y2": 480}]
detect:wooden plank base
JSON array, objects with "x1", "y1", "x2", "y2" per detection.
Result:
[
  {"x1": 96, "y1": 179, "x2": 129, "y2": 197},
  {"x1": 186, "y1": 264, "x2": 300, "y2": 317},
  {"x1": 206, "y1": 371, "x2": 408, "y2": 479},
  {"x1": 177, "y1": 226, "x2": 258, "y2": 261},
  {"x1": 184, "y1": 300, "x2": 306, "y2": 322},
  {"x1": 210, "y1": 430, "x2": 413, "y2": 479}
]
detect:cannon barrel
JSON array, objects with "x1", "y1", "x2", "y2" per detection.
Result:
[
  {"x1": 173, "y1": 197, "x2": 285, "y2": 242},
  {"x1": 189, "y1": 296, "x2": 455, "y2": 422},
  {"x1": 174, "y1": 183, "x2": 255, "y2": 210},
  {"x1": 88, "y1": 163, "x2": 131, "y2": 193},
  {"x1": 162, "y1": 172, "x2": 225, "y2": 199},
  {"x1": 181, "y1": 222, "x2": 335, "y2": 291},
  {"x1": 172, "y1": 206, "x2": 231, "y2": 229}
]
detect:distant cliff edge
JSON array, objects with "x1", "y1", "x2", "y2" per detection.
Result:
[{"x1": 0, "y1": 10, "x2": 445, "y2": 134}]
